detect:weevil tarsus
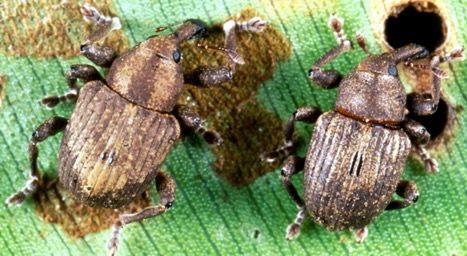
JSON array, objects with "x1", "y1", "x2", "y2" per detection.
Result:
[
  {"x1": 280, "y1": 156, "x2": 307, "y2": 240},
  {"x1": 108, "y1": 171, "x2": 176, "y2": 256}
]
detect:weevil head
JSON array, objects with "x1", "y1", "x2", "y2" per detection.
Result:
[
  {"x1": 106, "y1": 35, "x2": 185, "y2": 112},
  {"x1": 105, "y1": 20, "x2": 209, "y2": 112},
  {"x1": 335, "y1": 44, "x2": 428, "y2": 126}
]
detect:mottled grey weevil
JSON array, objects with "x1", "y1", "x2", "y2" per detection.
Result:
[
  {"x1": 5, "y1": 4, "x2": 268, "y2": 255},
  {"x1": 263, "y1": 15, "x2": 464, "y2": 241}
]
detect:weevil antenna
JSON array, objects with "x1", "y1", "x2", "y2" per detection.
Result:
[
  {"x1": 196, "y1": 43, "x2": 245, "y2": 64},
  {"x1": 155, "y1": 21, "x2": 184, "y2": 33}
]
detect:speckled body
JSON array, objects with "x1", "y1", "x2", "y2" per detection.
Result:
[
  {"x1": 303, "y1": 53, "x2": 415, "y2": 230},
  {"x1": 59, "y1": 81, "x2": 180, "y2": 208},
  {"x1": 304, "y1": 111, "x2": 411, "y2": 230},
  {"x1": 58, "y1": 35, "x2": 184, "y2": 208}
]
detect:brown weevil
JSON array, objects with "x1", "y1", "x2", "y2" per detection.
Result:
[
  {"x1": 5, "y1": 4, "x2": 268, "y2": 255},
  {"x1": 263, "y1": 15, "x2": 464, "y2": 241}
]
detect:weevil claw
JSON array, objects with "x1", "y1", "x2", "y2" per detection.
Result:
[
  {"x1": 286, "y1": 223, "x2": 301, "y2": 240},
  {"x1": 354, "y1": 227, "x2": 368, "y2": 243}
]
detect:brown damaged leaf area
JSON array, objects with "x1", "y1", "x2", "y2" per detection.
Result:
[
  {"x1": 33, "y1": 176, "x2": 152, "y2": 238},
  {"x1": 179, "y1": 9, "x2": 292, "y2": 186},
  {"x1": 0, "y1": 0, "x2": 128, "y2": 58}
]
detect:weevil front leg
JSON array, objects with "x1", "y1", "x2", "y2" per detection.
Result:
[
  {"x1": 42, "y1": 4, "x2": 117, "y2": 109},
  {"x1": 403, "y1": 119, "x2": 438, "y2": 172},
  {"x1": 108, "y1": 171, "x2": 176, "y2": 256},
  {"x1": 262, "y1": 106, "x2": 322, "y2": 162},
  {"x1": 79, "y1": 3, "x2": 120, "y2": 68},
  {"x1": 41, "y1": 64, "x2": 103, "y2": 108},
  {"x1": 5, "y1": 117, "x2": 68, "y2": 206},
  {"x1": 308, "y1": 15, "x2": 353, "y2": 89},
  {"x1": 183, "y1": 17, "x2": 268, "y2": 87},
  {"x1": 173, "y1": 105, "x2": 223, "y2": 145},
  {"x1": 281, "y1": 156, "x2": 307, "y2": 240},
  {"x1": 386, "y1": 180, "x2": 419, "y2": 210},
  {"x1": 408, "y1": 47, "x2": 464, "y2": 116}
]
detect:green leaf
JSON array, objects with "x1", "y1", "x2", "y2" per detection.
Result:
[{"x1": 0, "y1": 0, "x2": 466, "y2": 255}]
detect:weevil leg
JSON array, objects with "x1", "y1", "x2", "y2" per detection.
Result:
[
  {"x1": 5, "y1": 117, "x2": 68, "y2": 206},
  {"x1": 80, "y1": 44, "x2": 117, "y2": 68},
  {"x1": 108, "y1": 171, "x2": 176, "y2": 256},
  {"x1": 183, "y1": 66, "x2": 234, "y2": 87},
  {"x1": 43, "y1": 4, "x2": 118, "y2": 109},
  {"x1": 184, "y1": 17, "x2": 268, "y2": 87},
  {"x1": 281, "y1": 156, "x2": 307, "y2": 240},
  {"x1": 79, "y1": 3, "x2": 120, "y2": 67},
  {"x1": 403, "y1": 119, "x2": 430, "y2": 144},
  {"x1": 403, "y1": 119, "x2": 438, "y2": 173},
  {"x1": 41, "y1": 64, "x2": 103, "y2": 108},
  {"x1": 308, "y1": 15, "x2": 352, "y2": 89},
  {"x1": 385, "y1": 180, "x2": 419, "y2": 210},
  {"x1": 173, "y1": 105, "x2": 222, "y2": 145},
  {"x1": 414, "y1": 145, "x2": 439, "y2": 173},
  {"x1": 262, "y1": 106, "x2": 322, "y2": 162},
  {"x1": 407, "y1": 47, "x2": 464, "y2": 116}
]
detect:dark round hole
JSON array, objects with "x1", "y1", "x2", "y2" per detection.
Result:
[
  {"x1": 408, "y1": 95, "x2": 449, "y2": 140},
  {"x1": 385, "y1": 4, "x2": 446, "y2": 52}
]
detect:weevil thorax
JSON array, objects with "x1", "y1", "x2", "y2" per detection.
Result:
[
  {"x1": 335, "y1": 54, "x2": 406, "y2": 126},
  {"x1": 106, "y1": 35, "x2": 183, "y2": 112}
]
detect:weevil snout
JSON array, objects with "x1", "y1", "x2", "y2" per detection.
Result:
[
  {"x1": 185, "y1": 19, "x2": 208, "y2": 39},
  {"x1": 390, "y1": 43, "x2": 429, "y2": 63},
  {"x1": 356, "y1": 44, "x2": 429, "y2": 76},
  {"x1": 174, "y1": 19, "x2": 208, "y2": 42}
]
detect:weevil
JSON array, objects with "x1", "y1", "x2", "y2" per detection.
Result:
[
  {"x1": 263, "y1": 15, "x2": 464, "y2": 241},
  {"x1": 5, "y1": 4, "x2": 268, "y2": 254}
]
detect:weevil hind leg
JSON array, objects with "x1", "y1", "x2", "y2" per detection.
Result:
[
  {"x1": 108, "y1": 171, "x2": 176, "y2": 256},
  {"x1": 5, "y1": 117, "x2": 68, "y2": 206},
  {"x1": 281, "y1": 156, "x2": 307, "y2": 240},
  {"x1": 386, "y1": 180, "x2": 419, "y2": 210}
]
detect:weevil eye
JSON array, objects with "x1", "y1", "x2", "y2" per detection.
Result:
[
  {"x1": 173, "y1": 48, "x2": 181, "y2": 63},
  {"x1": 388, "y1": 64, "x2": 398, "y2": 76}
]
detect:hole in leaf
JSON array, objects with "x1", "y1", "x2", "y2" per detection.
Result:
[
  {"x1": 385, "y1": 3, "x2": 446, "y2": 53},
  {"x1": 408, "y1": 94, "x2": 449, "y2": 141},
  {"x1": 252, "y1": 229, "x2": 261, "y2": 239}
]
